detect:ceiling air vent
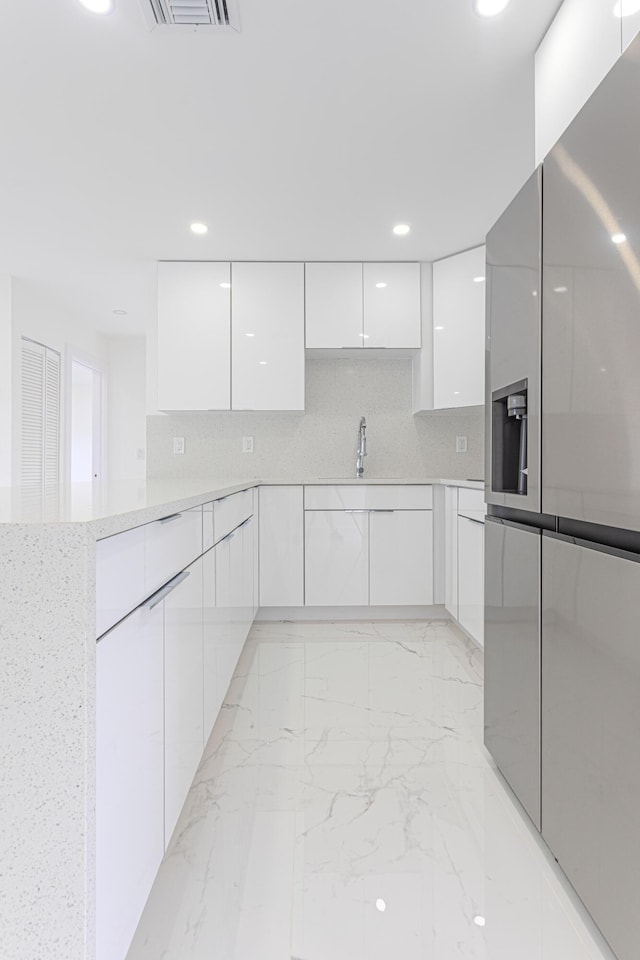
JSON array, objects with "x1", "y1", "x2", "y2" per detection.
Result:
[{"x1": 140, "y1": 0, "x2": 240, "y2": 31}]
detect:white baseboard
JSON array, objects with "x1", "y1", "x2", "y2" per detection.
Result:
[{"x1": 255, "y1": 604, "x2": 449, "y2": 622}]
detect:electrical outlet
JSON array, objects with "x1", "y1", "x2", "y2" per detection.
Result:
[
  {"x1": 456, "y1": 436, "x2": 468, "y2": 454},
  {"x1": 173, "y1": 437, "x2": 185, "y2": 455},
  {"x1": 242, "y1": 436, "x2": 254, "y2": 454},
  {"x1": 136, "y1": 447, "x2": 146, "y2": 460}
]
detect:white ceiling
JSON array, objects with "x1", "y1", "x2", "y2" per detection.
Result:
[{"x1": 0, "y1": 0, "x2": 562, "y2": 335}]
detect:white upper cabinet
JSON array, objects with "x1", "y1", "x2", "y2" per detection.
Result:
[
  {"x1": 432, "y1": 246, "x2": 485, "y2": 409},
  {"x1": 535, "y1": 0, "x2": 622, "y2": 163},
  {"x1": 305, "y1": 262, "x2": 363, "y2": 348},
  {"x1": 232, "y1": 262, "x2": 305, "y2": 410},
  {"x1": 157, "y1": 261, "x2": 231, "y2": 411},
  {"x1": 363, "y1": 262, "x2": 421, "y2": 348}
]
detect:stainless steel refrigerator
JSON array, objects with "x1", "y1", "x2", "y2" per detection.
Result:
[{"x1": 484, "y1": 33, "x2": 640, "y2": 960}]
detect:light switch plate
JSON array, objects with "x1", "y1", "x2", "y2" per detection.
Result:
[
  {"x1": 242, "y1": 436, "x2": 254, "y2": 454},
  {"x1": 456, "y1": 436, "x2": 467, "y2": 453},
  {"x1": 173, "y1": 437, "x2": 185, "y2": 455}
]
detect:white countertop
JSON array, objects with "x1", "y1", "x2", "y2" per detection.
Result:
[{"x1": 0, "y1": 476, "x2": 485, "y2": 538}]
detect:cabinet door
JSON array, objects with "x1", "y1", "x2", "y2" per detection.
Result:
[
  {"x1": 231, "y1": 262, "x2": 305, "y2": 410},
  {"x1": 305, "y1": 262, "x2": 363, "y2": 348},
  {"x1": 202, "y1": 546, "x2": 218, "y2": 744},
  {"x1": 157, "y1": 261, "x2": 230, "y2": 411},
  {"x1": 217, "y1": 532, "x2": 241, "y2": 707},
  {"x1": 207, "y1": 534, "x2": 235, "y2": 729},
  {"x1": 444, "y1": 486, "x2": 458, "y2": 619},
  {"x1": 369, "y1": 510, "x2": 433, "y2": 605},
  {"x1": 304, "y1": 510, "x2": 369, "y2": 605},
  {"x1": 363, "y1": 262, "x2": 421, "y2": 348},
  {"x1": 433, "y1": 246, "x2": 485, "y2": 409},
  {"x1": 164, "y1": 559, "x2": 204, "y2": 846},
  {"x1": 96, "y1": 602, "x2": 164, "y2": 960},
  {"x1": 457, "y1": 516, "x2": 484, "y2": 645},
  {"x1": 542, "y1": 535, "x2": 640, "y2": 960},
  {"x1": 259, "y1": 486, "x2": 304, "y2": 606},
  {"x1": 241, "y1": 516, "x2": 255, "y2": 643}
]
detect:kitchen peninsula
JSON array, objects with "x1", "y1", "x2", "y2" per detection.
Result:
[{"x1": 0, "y1": 475, "x2": 482, "y2": 960}]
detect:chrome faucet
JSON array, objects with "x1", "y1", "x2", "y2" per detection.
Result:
[{"x1": 356, "y1": 416, "x2": 367, "y2": 478}]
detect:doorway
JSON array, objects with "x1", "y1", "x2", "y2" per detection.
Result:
[{"x1": 70, "y1": 358, "x2": 104, "y2": 482}]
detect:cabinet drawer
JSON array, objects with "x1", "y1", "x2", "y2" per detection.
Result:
[
  {"x1": 96, "y1": 525, "x2": 146, "y2": 638},
  {"x1": 144, "y1": 506, "x2": 203, "y2": 597},
  {"x1": 203, "y1": 501, "x2": 214, "y2": 552},
  {"x1": 304, "y1": 484, "x2": 432, "y2": 511},
  {"x1": 214, "y1": 488, "x2": 254, "y2": 543},
  {"x1": 457, "y1": 487, "x2": 486, "y2": 515}
]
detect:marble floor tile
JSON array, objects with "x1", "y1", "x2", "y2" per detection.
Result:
[{"x1": 127, "y1": 620, "x2": 616, "y2": 960}]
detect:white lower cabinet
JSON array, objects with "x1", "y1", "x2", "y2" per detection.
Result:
[
  {"x1": 163, "y1": 558, "x2": 204, "y2": 845},
  {"x1": 213, "y1": 532, "x2": 237, "y2": 715},
  {"x1": 444, "y1": 486, "x2": 459, "y2": 619},
  {"x1": 259, "y1": 486, "x2": 304, "y2": 606},
  {"x1": 241, "y1": 517, "x2": 255, "y2": 637},
  {"x1": 96, "y1": 602, "x2": 164, "y2": 960},
  {"x1": 369, "y1": 510, "x2": 433, "y2": 605},
  {"x1": 305, "y1": 510, "x2": 369, "y2": 605},
  {"x1": 96, "y1": 489, "x2": 258, "y2": 960},
  {"x1": 457, "y1": 515, "x2": 485, "y2": 646}
]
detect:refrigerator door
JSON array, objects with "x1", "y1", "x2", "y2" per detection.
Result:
[
  {"x1": 485, "y1": 167, "x2": 541, "y2": 513},
  {"x1": 542, "y1": 36, "x2": 640, "y2": 530},
  {"x1": 542, "y1": 533, "x2": 640, "y2": 960},
  {"x1": 484, "y1": 516, "x2": 540, "y2": 829}
]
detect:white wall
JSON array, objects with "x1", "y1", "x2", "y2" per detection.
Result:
[
  {"x1": 535, "y1": 0, "x2": 631, "y2": 163},
  {"x1": 107, "y1": 336, "x2": 147, "y2": 481},
  {"x1": 147, "y1": 358, "x2": 484, "y2": 482}
]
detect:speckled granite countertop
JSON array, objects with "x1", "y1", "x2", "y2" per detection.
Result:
[{"x1": 0, "y1": 477, "x2": 484, "y2": 538}]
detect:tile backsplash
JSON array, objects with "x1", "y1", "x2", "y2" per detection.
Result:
[{"x1": 147, "y1": 358, "x2": 484, "y2": 480}]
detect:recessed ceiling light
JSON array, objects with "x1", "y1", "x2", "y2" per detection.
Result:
[
  {"x1": 220, "y1": 282, "x2": 231, "y2": 289},
  {"x1": 532, "y1": 290, "x2": 538, "y2": 296},
  {"x1": 376, "y1": 282, "x2": 387, "y2": 288},
  {"x1": 375, "y1": 899, "x2": 387, "y2": 912},
  {"x1": 454, "y1": 391, "x2": 461, "y2": 395},
  {"x1": 79, "y1": 0, "x2": 114, "y2": 12},
  {"x1": 473, "y1": 915, "x2": 486, "y2": 927},
  {"x1": 553, "y1": 286, "x2": 568, "y2": 293},
  {"x1": 190, "y1": 222, "x2": 208, "y2": 235},
  {"x1": 393, "y1": 224, "x2": 411, "y2": 236},
  {"x1": 245, "y1": 332, "x2": 255, "y2": 337},
  {"x1": 435, "y1": 325, "x2": 445, "y2": 330},
  {"x1": 112, "y1": 308, "x2": 127, "y2": 316},
  {"x1": 474, "y1": 0, "x2": 510, "y2": 16},
  {"x1": 612, "y1": 232, "x2": 626, "y2": 244},
  {"x1": 259, "y1": 360, "x2": 267, "y2": 365},
  {"x1": 473, "y1": 276, "x2": 485, "y2": 283},
  {"x1": 614, "y1": 0, "x2": 640, "y2": 16}
]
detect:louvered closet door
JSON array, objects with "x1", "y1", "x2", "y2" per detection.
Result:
[{"x1": 20, "y1": 339, "x2": 61, "y2": 487}]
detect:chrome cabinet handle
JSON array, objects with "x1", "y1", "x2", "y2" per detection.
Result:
[
  {"x1": 158, "y1": 512, "x2": 182, "y2": 524},
  {"x1": 147, "y1": 570, "x2": 190, "y2": 610},
  {"x1": 370, "y1": 509, "x2": 394, "y2": 513},
  {"x1": 460, "y1": 515, "x2": 484, "y2": 526}
]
